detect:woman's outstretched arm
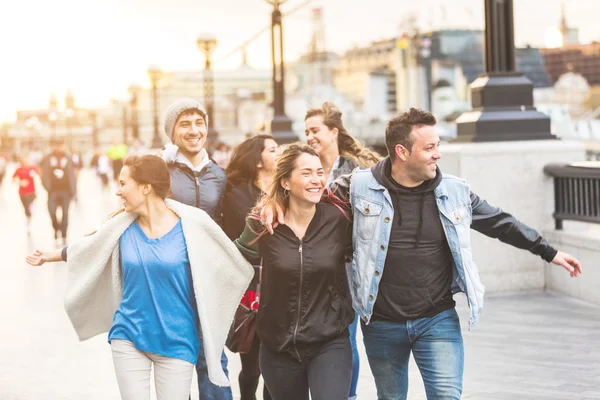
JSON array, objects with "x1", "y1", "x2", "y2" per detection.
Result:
[{"x1": 25, "y1": 248, "x2": 66, "y2": 266}]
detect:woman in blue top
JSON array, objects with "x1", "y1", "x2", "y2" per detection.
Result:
[{"x1": 26, "y1": 155, "x2": 252, "y2": 400}]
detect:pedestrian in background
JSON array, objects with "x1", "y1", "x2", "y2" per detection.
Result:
[
  {"x1": 223, "y1": 134, "x2": 279, "y2": 400},
  {"x1": 107, "y1": 140, "x2": 128, "y2": 182},
  {"x1": 212, "y1": 142, "x2": 232, "y2": 169},
  {"x1": 26, "y1": 154, "x2": 253, "y2": 400},
  {"x1": 12, "y1": 153, "x2": 38, "y2": 233},
  {"x1": 40, "y1": 139, "x2": 76, "y2": 243}
]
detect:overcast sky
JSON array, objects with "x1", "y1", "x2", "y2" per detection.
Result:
[{"x1": 0, "y1": 0, "x2": 597, "y2": 122}]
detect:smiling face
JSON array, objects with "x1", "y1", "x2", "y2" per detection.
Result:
[
  {"x1": 259, "y1": 138, "x2": 279, "y2": 173},
  {"x1": 399, "y1": 125, "x2": 441, "y2": 183},
  {"x1": 282, "y1": 152, "x2": 325, "y2": 205},
  {"x1": 304, "y1": 115, "x2": 338, "y2": 156},
  {"x1": 171, "y1": 111, "x2": 207, "y2": 157},
  {"x1": 116, "y1": 166, "x2": 148, "y2": 213}
]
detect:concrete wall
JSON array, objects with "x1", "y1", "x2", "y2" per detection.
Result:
[
  {"x1": 544, "y1": 222, "x2": 600, "y2": 305},
  {"x1": 437, "y1": 140, "x2": 585, "y2": 293}
]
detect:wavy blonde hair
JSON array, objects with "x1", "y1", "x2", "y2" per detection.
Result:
[{"x1": 305, "y1": 102, "x2": 382, "y2": 168}]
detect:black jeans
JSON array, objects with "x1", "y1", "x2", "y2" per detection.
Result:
[
  {"x1": 239, "y1": 335, "x2": 271, "y2": 400},
  {"x1": 259, "y1": 335, "x2": 352, "y2": 400},
  {"x1": 20, "y1": 193, "x2": 36, "y2": 217},
  {"x1": 47, "y1": 191, "x2": 71, "y2": 237}
]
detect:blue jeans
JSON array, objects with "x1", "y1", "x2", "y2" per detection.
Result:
[
  {"x1": 361, "y1": 308, "x2": 464, "y2": 400},
  {"x1": 195, "y1": 339, "x2": 232, "y2": 400},
  {"x1": 348, "y1": 313, "x2": 360, "y2": 399}
]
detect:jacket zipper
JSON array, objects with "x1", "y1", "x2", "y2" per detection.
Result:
[
  {"x1": 292, "y1": 241, "x2": 304, "y2": 361},
  {"x1": 194, "y1": 175, "x2": 200, "y2": 208}
]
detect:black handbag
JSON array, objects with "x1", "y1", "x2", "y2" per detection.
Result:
[{"x1": 226, "y1": 264, "x2": 261, "y2": 354}]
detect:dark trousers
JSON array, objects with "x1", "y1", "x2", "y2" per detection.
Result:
[
  {"x1": 48, "y1": 191, "x2": 71, "y2": 237},
  {"x1": 112, "y1": 159, "x2": 123, "y2": 181},
  {"x1": 239, "y1": 336, "x2": 271, "y2": 400},
  {"x1": 259, "y1": 335, "x2": 352, "y2": 400},
  {"x1": 20, "y1": 193, "x2": 36, "y2": 217}
]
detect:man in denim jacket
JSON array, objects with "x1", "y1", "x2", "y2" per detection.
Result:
[
  {"x1": 265, "y1": 108, "x2": 582, "y2": 400},
  {"x1": 346, "y1": 108, "x2": 581, "y2": 399}
]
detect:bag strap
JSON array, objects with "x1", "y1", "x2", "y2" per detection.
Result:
[{"x1": 252, "y1": 258, "x2": 263, "y2": 308}]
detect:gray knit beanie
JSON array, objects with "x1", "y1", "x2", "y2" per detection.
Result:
[{"x1": 163, "y1": 98, "x2": 208, "y2": 141}]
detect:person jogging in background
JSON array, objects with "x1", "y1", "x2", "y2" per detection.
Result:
[{"x1": 13, "y1": 153, "x2": 38, "y2": 233}]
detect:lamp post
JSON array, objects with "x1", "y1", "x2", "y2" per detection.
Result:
[
  {"x1": 49, "y1": 93, "x2": 58, "y2": 137},
  {"x1": 454, "y1": 0, "x2": 554, "y2": 142},
  {"x1": 197, "y1": 33, "x2": 218, "y2": 142},
  {"x1": 265, "y1": 0, "x2": 296, "y2": 143},
  {"x1": 147, "y1": 65, "x2": 163, "y2": 149},
  {"x1": 122, "y1": 105, "x2": 128, "y2": 145},
  {"x1": 128, "y1": 84, "x2": 141, "y2": 142},
  {"x1": 89, "y1": 110, "x2": 98, "y2": 148},
  {"x1": 65, "y1": 90, "x2": 75, "y2": 148}
]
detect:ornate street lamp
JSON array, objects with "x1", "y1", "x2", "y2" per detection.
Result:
[
  {"x1": 128, "y1": 83, "x2": 141, "y2": 141},
  {"x1": 147, "y1": 64, "x2": 163, "y2": 148},
  {"x1": 265, "y1": 0, "x2": 297, "y2": 144},
  {"x1": 454, "y1": 0, "x2": 554, "y2": 142},
  {"x1": 197, "y1": 33, "x2": 218, "y2": 141}
]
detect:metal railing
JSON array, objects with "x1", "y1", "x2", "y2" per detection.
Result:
[{"x1": 544, "y1": 163, "x2": 600, "y2": 229}]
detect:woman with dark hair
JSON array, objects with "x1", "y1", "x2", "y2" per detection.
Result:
[
  {"x1": 234, "y1": 144, "x2": 354, "y2": 400},
  {"x1": 26, "y1": 155, "x2": 253, "y2": 400},
  {"x1": 223, "y1": 134, "x2": 278, "y2": 400},
  {"x1": 304, "y1": 102, "x2": 382, "y2": 399}
]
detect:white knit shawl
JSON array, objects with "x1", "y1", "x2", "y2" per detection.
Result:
[{"x1": 64, "y1": 198, "x2": 253, "y2": 387}]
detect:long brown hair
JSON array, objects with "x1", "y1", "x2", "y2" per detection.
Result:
[
  {"x1": 305, "y1": 102, "x2": 382, "y2": 168},
  {"x1": 255, "y1": 143, "x2": 317, "y2": 217},
  {"x1": 248, "y1": 143, "x2": 349, "y2": 238},
  {"x1": 104, "y1": 154, "x2": 172, "y2": 221},
  {"x1": 226, "y1": 134, "x2": 275, "y2": 185}
]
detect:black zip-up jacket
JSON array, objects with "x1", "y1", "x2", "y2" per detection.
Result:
[
  {"x1": 223, "y1": 179, "x2": 263, "y2": 240},
  {"x1": 235, "y1": 202, "x2": 354, "y2": 361},
  {"x1": 167, "y1": 160, "x2": 226, "y2": 226},
  {"x1": 223, "y1": 178, "x2": 264, "y2": 290}
]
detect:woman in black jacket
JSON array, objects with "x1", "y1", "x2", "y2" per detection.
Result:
[
  {"x1": 223, "y1": 134, "x2": 278, "y2": 400},
  {"x1": 304, "y1": 102, "x2": 382, "y2": 400},
  {"x1": 235, "y1": 144, "x2": 354, "y2": 400}
]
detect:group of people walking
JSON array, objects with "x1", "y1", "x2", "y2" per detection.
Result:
[{"x1": 26, "y1": 98, "x2": 582, "y2": 400}]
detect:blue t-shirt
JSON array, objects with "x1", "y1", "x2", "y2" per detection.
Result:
[{"x1": 108, "y1": 220, "x2": 200, "y2": 364}]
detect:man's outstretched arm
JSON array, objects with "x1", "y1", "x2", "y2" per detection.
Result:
[{"x1": 470, "y1": 191, "x2": 582, "y2": 277}]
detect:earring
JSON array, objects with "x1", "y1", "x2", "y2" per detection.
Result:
[{"x1": 283, "y1": 188, "x2": 290, "y2": 198}]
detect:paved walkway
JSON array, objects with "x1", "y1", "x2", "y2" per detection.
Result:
[{"x1": 1, "y1": 168, "x2": 599, "y2": 399}]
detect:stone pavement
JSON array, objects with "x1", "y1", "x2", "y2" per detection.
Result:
[{"x1": 0, "y1": 167, "x2": 599, "y2": 399}]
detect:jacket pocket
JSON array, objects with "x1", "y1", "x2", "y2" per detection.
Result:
[{"x1": 354, "y1": 198, "x2": 383, "y2": 241}]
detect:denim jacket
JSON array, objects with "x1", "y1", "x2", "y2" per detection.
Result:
[
  {"x1": 349, "y1": 168, "x2": 484, "y2": 326},
  {"x1": 346, "y1": 165, "x2": 558, "y2": 328}
]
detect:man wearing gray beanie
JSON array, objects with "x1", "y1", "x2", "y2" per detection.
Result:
[{"x1": 160, "y1": 98, "x2": 232, "y2": 400}]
